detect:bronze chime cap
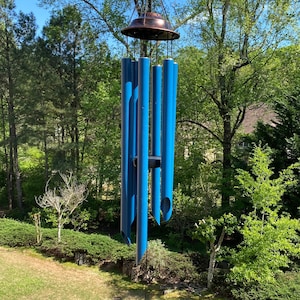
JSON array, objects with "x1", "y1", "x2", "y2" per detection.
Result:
[{"x1": 121, "y1": 12, "x2": 180, "y2": 41}]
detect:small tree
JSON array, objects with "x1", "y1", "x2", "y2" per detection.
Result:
[
  {"x1": 35, "y1": 172, "x2": 87, "y2": 242},
  {"x1": 228, "y1": 146, "x2": 300, "y2": 294},
  {"x1": 30, "y1": 211, "x2": 42, "y2": 244},
  {"x1": 193, "y1": 213, "x2": 237, "y2": 289}
]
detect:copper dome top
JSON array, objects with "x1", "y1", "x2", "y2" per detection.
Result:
[{"x1": 121, "y1": 12, "x2": 180, "y2": 41}]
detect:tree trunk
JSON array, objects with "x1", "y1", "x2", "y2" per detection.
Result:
[
  {"x1": 208, "y1": 241, "x2": 217, "y2": 289},
  {"x1": 70, "y1": 34, "x2": 80, "y2": 174},
  {"x1": 43, "y1": 128, "x2": 49, "y2": 182},
  {"x1": 7, "y1": 74, "x2": 22, "y2": 211},
  {"x1": 57, "y1": 219, "x2": 62, "y2": 243},
  {"x1": 207, "y1": 227, "x2": 226, "y2": 289},
  {"x1": 8, "y1": 143, "x2": 14, "y2": 210},
  {"x1": 0, "y1": 96, "x2": 13, "y2": 210},
  {"x1": 222, "y1": 113, "x2": 232, "y2": 208},
  {"x1": 5, "y1": 28, "x2": 23, "y2": 211}
]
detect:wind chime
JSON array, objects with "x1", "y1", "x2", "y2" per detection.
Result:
[{"x1": 120, "y1": 0, "x2": 180, "y2": 264}]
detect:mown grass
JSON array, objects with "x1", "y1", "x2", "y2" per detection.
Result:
[
  {"x1": 0, "y1": 218, "x2": 227, "y2": 299},
  {"x1": 0, "y1": 246, "x2": 221, "y2": 299}
]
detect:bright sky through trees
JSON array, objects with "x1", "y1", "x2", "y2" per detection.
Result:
[{"x1": 14, "y1": 0, "x2": 50, "y2": 32}]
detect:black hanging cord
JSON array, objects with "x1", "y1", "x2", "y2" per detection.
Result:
[
  {"x1": 160, "y1": 0, "x2": 170, "y2": 22},
  {"x1": 147, "y1": 0, "x2": 152, "y2": 12}
]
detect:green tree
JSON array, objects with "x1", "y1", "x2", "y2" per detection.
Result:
[
  {"x1": 252, "y1": 45, "x2": 300, "y2": 217},
  {"x1": 39, "y1": 0, "x2": 189, "y2": 57},
  {"x1": 193, "y1": 212, "x2": 237, "y2": 289},
  {"x1": 253, "y1": 46, "x2": 300, "y2": 165},
  {"x1": 81, "y1": 77, "x2": 121, "y2": 200},
  {"x1": 34, "y1": 5, "x2": 122, "y2": 201},
  {"x1": 42, "y1": 5, "x2": 94, "y2": 172},
  {"x1": 40, "y1": 0, "x2": 132, "y2": 53},
  {"x1": 0, "y1": 0, "x2": 37, "y2": 211},
  {"x1": 177, "y1": 0, "x2": 300, "y2": 207},
  {"x1": 228, "y1": 146, "x2": 300, "y2": 294}
]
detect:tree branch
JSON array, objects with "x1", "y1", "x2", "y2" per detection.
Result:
[
  {"x1": 179, "y1": 119, "x2": 223, "y2": 144},
  {"x1": 215, "y1": 227, "x2": 225, "y2": 252},
  {"x1": 199, "y1": 85, "x2": 222, "y2": 111},
  {"x1": 220, "y1": 1, "x2": 230, "y2": 43},
  {"x1": 207, "y1": 0, "x2": 219, "y2": 43},
  {"x1": 81, "y1": 0, "x2": 130, "y2": 51},
  {"x1": 173, "y1": 9, "x2": 204, "y2": 31},
  {"x1": 231, "y1": 106, "x2": 246, "y2": 139}
]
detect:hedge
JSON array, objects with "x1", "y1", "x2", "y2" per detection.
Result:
[{"x1": 0, "y1": 218, "x2": 134, "y2": 264}]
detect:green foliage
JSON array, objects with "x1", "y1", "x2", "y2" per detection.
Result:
[
  {"x1": 22, "y1": 167, "x2": 46, "y2": 208},
  {"x1": 231, "y1": 271, "x2": 300, "y2": 300},
  {"x1": 41, "y1": 206, "x2": 94, "y2": 232},
  {"x1": 193, "y1": 212, "x2": 237, "y2": 289},
  {"x1": 40, "y1": 228, "x2": 134, "y2": 264},
  {"x1": 19, "y1": 148, "x2": 45, "y2": 207},
  {"x1": 228, "y1": 146, "x2": 300, "y2": 292},
  {"x1": 134, "y1": 239, "x2": 198, "y2": 284},
  {"x1": 168, "y1": 161, "x2": 223, "y2": 251},
  {"x1": 0, "y1": 218, "x2": 133, "y2": 264},
  {"x1": 0, "y1": 218, "x2": 37, "y2": 246},
  {"x1": 229, "y1": 214, "x2": 300, "y2": 285},
  {"x1": 235, "y1": 146, "x2": 298, "y2": 214},
  {"x1": 69, "y1": 208, "x2": 92, "y2": 231},
  {"x1": 193, "y1": 213, "x2": 237, "y2": 245},
  {"x1": 19, "y1": 146, "x2": 44, "y2": 170},
  {"x1": 42, "y1": 207, "x2": 58, "y2": 227},
  {"x1": 167, "y1": 187, "x2": 203, "y2": 250},
  {"x1": 81, "y1": 79, "x2": 121, "y2": 200}
]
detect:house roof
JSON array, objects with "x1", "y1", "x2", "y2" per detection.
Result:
[{"x1": 241, "y1": 103, "x2": 277, "y2": 134}]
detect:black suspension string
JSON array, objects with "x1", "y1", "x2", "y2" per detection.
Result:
[
  {"x1": 167, "y1": 39, "x2": 169, "y2": 58},
  {"x1": 160, "y1": 0, "x2": 170, "y2": 24},
  {"x1": 156, "y1": 41, "x2": 158, "y2": 65}
]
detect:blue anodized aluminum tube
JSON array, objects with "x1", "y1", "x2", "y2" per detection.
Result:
[
  {"x1": 169, "y1": 62, "x2": 178, "y2": 214},
  {"x1": 128, "y1": 61, "x2": 138, "y2": 230},
  {"x1": 161, "y1": 58, "x2": 175, "y2": 222},
  {"x1": 121, "y1": 58, "x2": 132, "y2": 244},
  {"x1": 151, "y1": 64, "x2": 162, "y2": 225},
  {"x1": 136, "y1": 57, "x2": 150, "y2": 263}
]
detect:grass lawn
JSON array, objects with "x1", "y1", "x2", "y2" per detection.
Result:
[{"x1": 0, "y1": 246, "x2": 220, "y2": 300}]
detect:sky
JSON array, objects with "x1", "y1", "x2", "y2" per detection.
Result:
[{"x1": 14, "y1": 0, "x2": 50, "y2": 33}]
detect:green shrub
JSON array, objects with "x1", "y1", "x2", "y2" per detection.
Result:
[
  {"x1": 40, "y1": 228, "x2": 134, "y2": 264},
  {"x1": 230, "y1": 271, "x2": 300, "y2": 300},
  {"x1": 0, "y1": 218, "x2": 36, "y2": 246},
  {"x1": 0, "y1": 218, "x2": 134, "y2": 264},
  {"x1": 132, "y1": 239, "x2": 199, "y2": 284}
]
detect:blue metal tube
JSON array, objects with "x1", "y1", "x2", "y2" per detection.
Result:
[
  {"x1": 168, "y1": 62, "x2": 178, "y2": 216},
  {"x1": 128, "y1": 61, "x2": 138, "y2": 228},
  {"x1": 161, "y1": 59, "x2": 174, "y2": 222},
  {"x1": 172, "y1": 63, "x2": 178, "y2": 135},
  {"x1": 137, "y1": 57, "x2": 150, "y2": 263},
  {"x1": 121, "y1": 58, "x2": 132, "y2": 244},
  {"x1": 151, "y1": 65, "x2": 162, "y2": 225}
]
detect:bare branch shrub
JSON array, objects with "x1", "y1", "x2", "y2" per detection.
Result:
[{"x1": 35, "y1": 172, "x2": 87, "y2": 242}]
